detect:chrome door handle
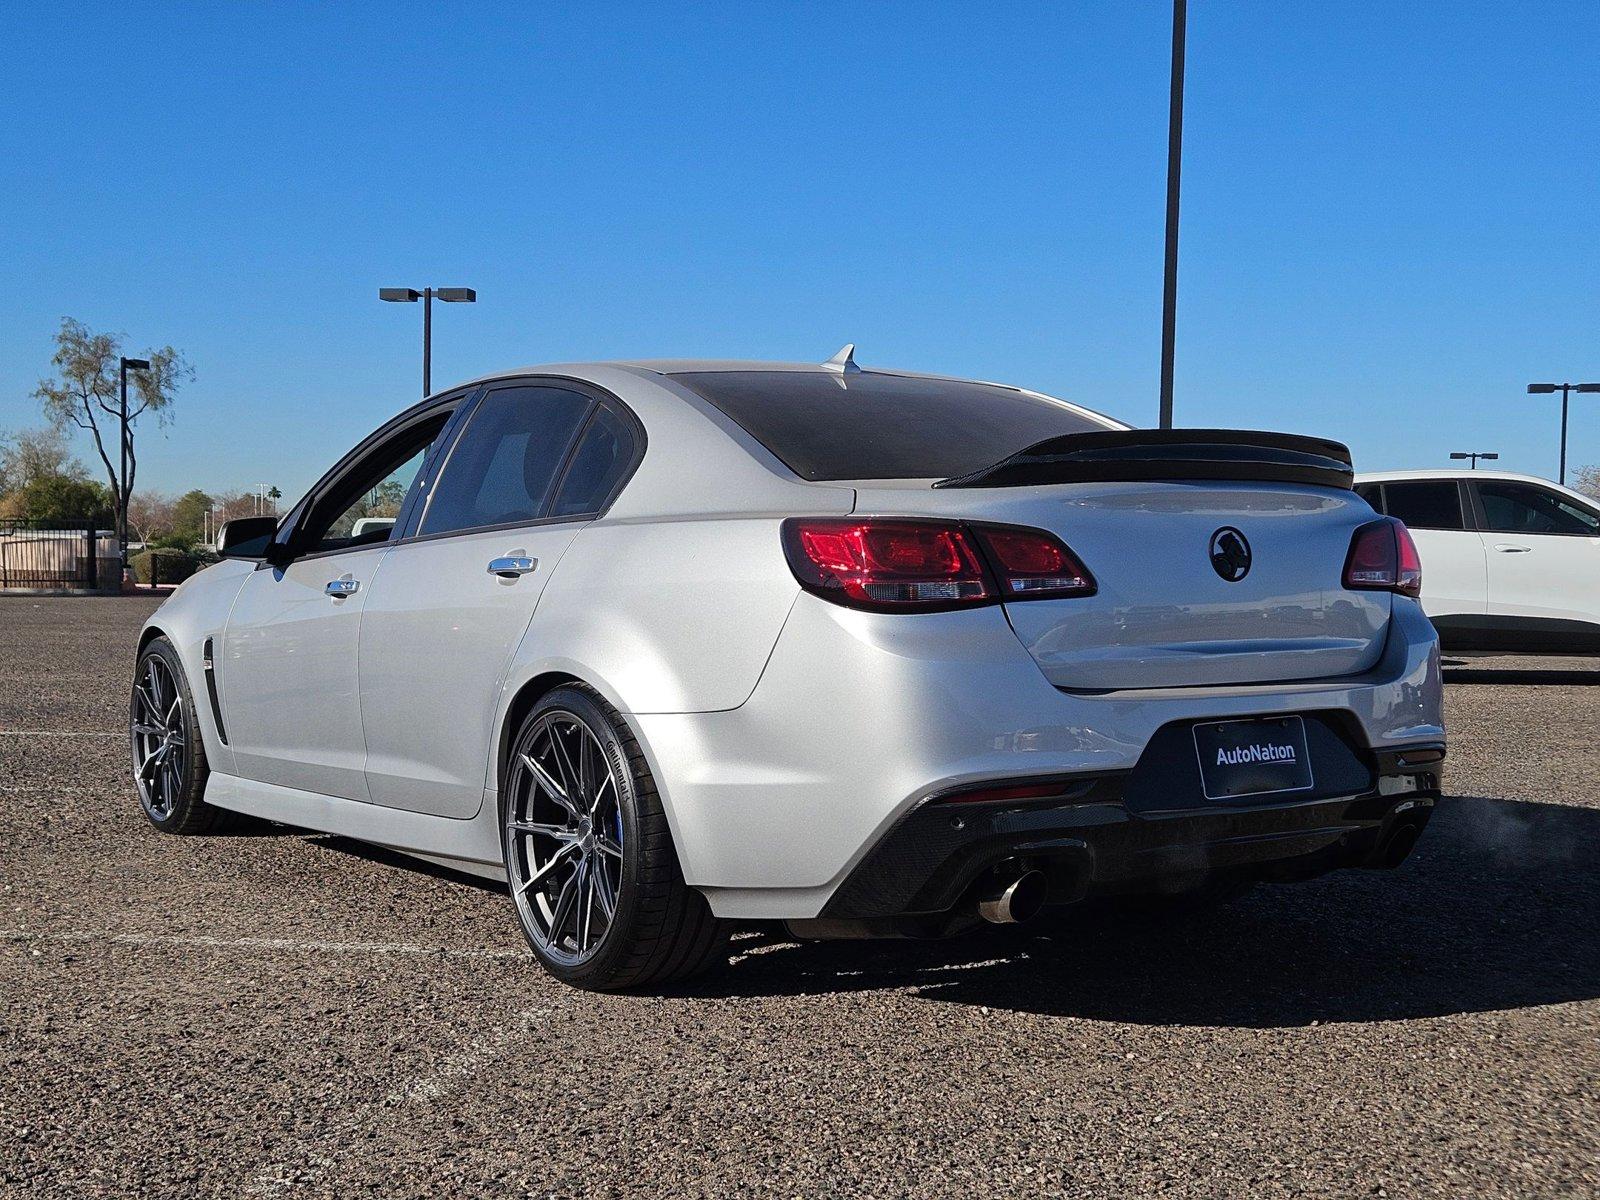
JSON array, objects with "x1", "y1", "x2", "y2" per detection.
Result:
[
  {"x1": 488, "y1": 556, "x2": 538, "y2": 579},
  {"x1": 1493, "y1": 544, "x2": 1533, "y2": 553},
  {"x1": 325, "y1": 577, "x2": 361, "y2": 596}
]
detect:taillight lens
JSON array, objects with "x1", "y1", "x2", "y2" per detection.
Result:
[
  {"x1": 972, "y1": 524, "x2": 1097, "y2": 599},
  {"x1": 782, "y1": 520, "x2": 994, "y2": 611},
  {"x1": 781, "y1": 518, "x2": 1097, "y2": 612},
  {"x1": 1343, "y1": 517, "x2": 1422, "y2": 598}
]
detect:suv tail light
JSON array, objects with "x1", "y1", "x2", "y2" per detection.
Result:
[
  {"x1": 1343, "y1": 517, "x2": 1422, "y2": 598},
  {"x1": 781, "y1": 518, "x2": 1096, "y2": 612}
]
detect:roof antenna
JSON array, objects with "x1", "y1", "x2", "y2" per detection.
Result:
[{"x1": 822, "y1": 343, "x2": 861, "y2": 374}]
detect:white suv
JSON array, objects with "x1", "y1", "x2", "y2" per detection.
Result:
[{"x1": 1354, "y1": 469, "x2": 1600, "y2": 654}]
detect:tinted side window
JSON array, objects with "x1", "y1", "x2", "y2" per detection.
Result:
[
  {"x1": 421, "y1": 386, "x2": 591, "y2": 536},
  {"x1": 1354, "y1": 483, "x2": 1384, "y2": 511},
  {"x1": 1477, "y1": 481, "x2": 1600, "y2": 536},
  {"x1": 301, "y1": 412, "x2": 452, "y2": 555},
  {"x1": 1382, "y1": 481, "x2": 1464, "y2": 530},
  {"x1": 549, "y1": 405, "x2": 637, "y2": 517}
]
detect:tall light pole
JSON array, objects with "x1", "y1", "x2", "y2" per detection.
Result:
[
  {"x1": 1527, "y1": 381, "x2": 1600, "y2": 485},
  {"x1": 1157, "y1": 0, "x2": 1187, "y2": 430},
  {"x1": 117, "y1": 356, "x2": 150, "y2": 560},
  {"x1": 380, "y1": 287, "x2": 477, "y2": 397},
  {"x1": 1449, "y1": 451, "x2": 1499, "y2": 470}
]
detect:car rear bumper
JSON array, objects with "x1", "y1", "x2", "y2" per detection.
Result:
[
  {"x1": 811, "y1": 758, "x2": 1440, "y2": 930},
  {"x1": 634, "y1": 593, "x2": 1444, "y2": 921}
]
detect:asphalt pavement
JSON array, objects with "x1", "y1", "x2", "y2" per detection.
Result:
[{"x1": 2, "y1": 596, "x2": 1596, "y2": 1198}]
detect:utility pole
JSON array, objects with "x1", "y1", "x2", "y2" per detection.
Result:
[{"x1": 1157, "y1": 0, "x2": 1187, "y2": 430}]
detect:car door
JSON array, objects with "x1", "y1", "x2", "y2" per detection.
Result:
[
  {"x1": 1471, "y1": 477, "x2": 1600, "y2": 649},
  {"x1": 358, "y1": 381, "x2": 643, "y2": 818},
  {"x1": 1369, "y1": 479, "x2": 1486, "y2": 622},
  {"x1": 221, "y1": 403, "x2": 456, "y2": 800}
]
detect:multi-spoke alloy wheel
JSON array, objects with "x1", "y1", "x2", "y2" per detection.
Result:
[
  {"x1": 506, "y1": 710, "x2": 624, "y2": 965},
  {"x1": 132, "y1": 655, "x2": 187, "y2": 822},
  {"x1": 501, "y1": 686, "x2": 729, "y2": 991},
  {"x1": 129, "y1": 637, "x2": 215, "y2": 834}
]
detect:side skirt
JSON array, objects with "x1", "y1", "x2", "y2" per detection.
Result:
[{"x1": 204, "y1": 773, "x2": 503, "y2": 872}]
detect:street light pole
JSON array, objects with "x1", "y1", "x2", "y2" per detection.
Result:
[
  {"x1": 1527, "y1": 382, "x2": 1600, "y2": 485},
  {"x1": 117, "y1": 356, "x2": 150, "y2": 561},
  {"x1": 380, "y1": 286, "x2": 477, "y2": 397},
  {"x1": 1157, "y1": 0, "x2": 1187, "y2": 430},
  {"x1": 1449, "y1": 451, "x2": 1499, "y2": 470}
]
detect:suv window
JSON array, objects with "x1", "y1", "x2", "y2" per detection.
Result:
[
  {"x1": 671, "y1": 370, "x2": 1115, "y2": 481},
  {"x1": 421, "y1": 385, "x2": 592, "y2": 536},
  {"x1": 1380, "y1": 480, "x2": 1465, "y2": 530},
  {"x1": 1477, "y1": 480, "x2": 1600, "y2": 536},
  {"x1": 549, "y1": 404, "x2": 637, "y2": 517}
]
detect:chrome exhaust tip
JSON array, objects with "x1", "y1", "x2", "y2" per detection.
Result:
[{"x1": 976, "y1": 869, "x2": 1048, "y2": 925}]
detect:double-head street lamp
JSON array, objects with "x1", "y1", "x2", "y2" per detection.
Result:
[
  {"x1": 1527, "y1": 381, "x2": 1600, "y2": 485},
  {"x1": 1449, "y1": 451, "x2": 1499, "y2": 470},
  {"x1": 380, "y1": 286, "x2": 477, "y2": 397}
]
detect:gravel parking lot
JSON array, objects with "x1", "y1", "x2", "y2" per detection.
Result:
[{"x1": 2, "y1": 595, "x2": 1597, "y2": 1198}]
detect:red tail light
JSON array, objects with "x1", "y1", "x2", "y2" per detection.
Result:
[
  {"x1": 781, "y1": 518, "x2": 1096, "y2": 612},
  {"x1": 974, "y1": 524, "x2": 1097, "y2": 599},
  {"x1": 1343, "y1": 517, "x2": 1422, "y2": 598}
]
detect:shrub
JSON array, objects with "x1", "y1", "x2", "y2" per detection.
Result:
[{"x1": 130, "y1": 548, "x2": 198, "y2": 586}]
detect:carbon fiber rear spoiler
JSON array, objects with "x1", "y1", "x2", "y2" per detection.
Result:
[{"x1": 932, "y1": 428, "x2": 1355, "y2": 491}]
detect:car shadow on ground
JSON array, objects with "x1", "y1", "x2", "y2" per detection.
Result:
[
  {"x1": 1444, "y1": 666, "x2": 1600, "y2": 686},
  {"x1": 688, "y1": 794, "x2": 1600, "y2": 1027},
  {"x1": 309, "y1": 834, "x2": 507, "y2": 894}
]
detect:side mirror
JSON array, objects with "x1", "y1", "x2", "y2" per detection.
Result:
[{"x1": 217, "y1": 516, "x2": 281, "y2": 560}]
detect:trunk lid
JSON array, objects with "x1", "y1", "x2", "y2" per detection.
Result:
[{"x1": 849, "y1": 478, "x2": 1391, "y2": 690}]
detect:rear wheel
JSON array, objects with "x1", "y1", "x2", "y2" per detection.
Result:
[
  {"x1": 130, "y1": 637, "x2": 217, "y2": 834},
  {"x1": 502, "y1": 685, "x2": 728, "y2": 991}
]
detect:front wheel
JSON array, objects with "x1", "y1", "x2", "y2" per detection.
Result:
[
  {"x1": 130, "y1": 637, "x2": 217, "y2": 834},
  {"x1": 501, "y1": 685, "x2": 728, "y2": 991}
]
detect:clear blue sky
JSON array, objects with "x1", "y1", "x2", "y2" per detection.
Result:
[{"x1": 1, "y1": 2, "x2": 1595, "y2": 500}]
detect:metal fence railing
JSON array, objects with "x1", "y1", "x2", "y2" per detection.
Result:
[{"x1": 0, "y1": 519, "x2": 115, "y2": 590}]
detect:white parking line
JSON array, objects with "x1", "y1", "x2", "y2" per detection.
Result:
[
  {"x1": 2, "y1": 928, "x2": 529, "y2": 962},
  {"x1": 250, "y1": 1005, "x2": 553, "y2": 1196},
  {"x1": 0, "y1": 731, "x2": 122, "y2": 738}
]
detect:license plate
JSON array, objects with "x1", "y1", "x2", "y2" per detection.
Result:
[{"x1": 1192, "y1": 716, "x2": 1314, "y2": 801}]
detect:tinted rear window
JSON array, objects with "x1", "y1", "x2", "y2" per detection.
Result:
[
  {"x1": 1381, "y1": 480, "x2": 1465, "y2": 530},
  {"x1": 671, "y1": 370, "x2": 1113, "y2": 481}
]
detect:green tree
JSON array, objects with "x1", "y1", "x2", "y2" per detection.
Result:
[
  {"x1": 11, "y1": 475, "x2": 113, "y2": 524},
  {"x1": 32, "y1": 317, "x2": 193, "y2": 550},
  {"x1": 170, "y1": 489, "x2": 213, "y2": 547}
]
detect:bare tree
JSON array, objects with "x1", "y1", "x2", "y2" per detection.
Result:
[
  {"x1": 1573, "y1": 464, "x2": 1600, "y2": 502},
  {"x1": 0, "y1": 425, "x2": 86, "y2": 496},
  {"x1": 213, "y1": 489, "x2": 262, "y2": 522},
  {"x1": 126, "y1": 491, "x2": 177, "y2": 547},
  {"x1": 33, "y1": 317, "x2": 192, "y2": 549}
]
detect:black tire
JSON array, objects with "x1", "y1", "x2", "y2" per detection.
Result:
[
  {"x1": 501, "y1": 684, "x2": 729, "y2": 991},
  {"x1": 130, "y1": 636, "x2": 217, "y2": 835}
]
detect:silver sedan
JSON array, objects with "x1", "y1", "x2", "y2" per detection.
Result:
[{"x1": 131, "y1": 350, "x2": 1445, "y2": 990}]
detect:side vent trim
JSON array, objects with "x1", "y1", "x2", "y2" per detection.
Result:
[{"x1": 202, "y1": 637, "x2": 229, "y2": 745}]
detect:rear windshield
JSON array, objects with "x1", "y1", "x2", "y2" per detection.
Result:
[{"x1": 671, "y1": 370, "x2": 1115, "y2": 481}]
